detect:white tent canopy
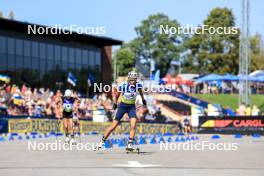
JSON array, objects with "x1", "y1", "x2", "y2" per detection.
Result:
[{"x1": 250, "y1": 70, "x2": 264, "y2": 77}]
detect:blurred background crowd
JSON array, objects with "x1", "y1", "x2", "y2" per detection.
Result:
[
  {"x1": 0, "y1": 84, "x2": 104, "y2": 119},
  {"x1": 0, "y1": 84, "x2": 166, "y2": 123}
]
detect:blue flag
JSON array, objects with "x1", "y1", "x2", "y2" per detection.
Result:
[
  {"x1": 87, "y1": 73, "x2": 95, "y2": 86},
  {"x1": 67, "y1": 72, "x2": 77, "y2": 86}
]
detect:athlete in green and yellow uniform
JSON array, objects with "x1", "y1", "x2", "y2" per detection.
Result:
[{"x1": 94, "y1": 71, "x2": 146, "y2": 151}]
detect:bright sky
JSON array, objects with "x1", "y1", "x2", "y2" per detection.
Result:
[{"x1": 0, "y1": 0, "x2": 263, "y2": 43}]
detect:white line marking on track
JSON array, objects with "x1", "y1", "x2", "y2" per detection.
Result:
[{"x1": 113, "y1": 161, "x2": 160, "y2": 168}]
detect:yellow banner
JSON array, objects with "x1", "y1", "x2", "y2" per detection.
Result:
[
  {"x1": 80, "y1": 121, "x2": 177, "y2": 134},
  {"x1": 8, "y1": 119, "x2": 32, "y2": 133},
  {"x1": 8, "y1": 118, "x2": 177, "y2": 134},
  {"x1": 32, "y1": 119, "x2": 62, "y2": 133}
]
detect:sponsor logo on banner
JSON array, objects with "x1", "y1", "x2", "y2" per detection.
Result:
[
  {"x1": 8, "y1": 119, "x2": 32, "y2": 133},
  {"x1": 8, "y1": 118, "x2": 177, "y2": 134},
  {"x1": 233, "y1": 120, "x2": 264, "y2": 127},
  {"x1": 199, "y1": 116, "x2": 264, "y2": 134},
  {"x1": 80, "y1": 121, "x2": 176, "y2": 134},
  {"x1": 32, "y1": 119, "x2": 61, "y2": 133},
  {"x1": 201, "y1": 119, "x2": 264, "y2": 128}
]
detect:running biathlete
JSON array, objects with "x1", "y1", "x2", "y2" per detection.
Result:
[
  {"x1": 73, "y1": 99, "x2": 81, "y2": 138},
  {"x1": 62, "y1": 89, "x2": 78, "y2": 145},
  {"x1": 183, "y1": 114, "x2": 192, "y2": 135},
  {"x1": 95, "y1": 71, "x2": 146, "y2": 152}
]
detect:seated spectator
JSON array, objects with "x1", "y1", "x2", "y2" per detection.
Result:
[
  {"x1": 252, "y1": 105, "x2": 260, "y2": 116},
  {"x1": 236, "y1": 103, "x2": 246, "y2": 115},
  {"x1": 246, "y1": 104, "x2": 251, "y2": 116}
]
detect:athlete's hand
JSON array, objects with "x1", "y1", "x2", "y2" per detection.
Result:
[
  {"x1": 112, "y1": 103, "x2": 117, "y2": 110},
  {"x1": 142, "y1": 99, "x2": 147, "y2": 106}
]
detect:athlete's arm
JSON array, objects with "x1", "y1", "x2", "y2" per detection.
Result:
[
  {"x1": 112, "y1": 86, "x2": 120, "y2": 109},
  {"x1": 73, "y1": 99, "x2": 78, "y2": 113},
  {"x1": 138, "y1": 88, "x2": 146, "y2": 106}
]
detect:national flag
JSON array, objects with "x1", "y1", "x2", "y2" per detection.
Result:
[
  {"x1": 0, "y1": 74, "x2": 11, "y2": 83},
  {"x1": 154, "y1": 70, "x2": 160, "y2": 84},
  {"x1": 87, "y1": 73, "x2": 94, "y2": 87},
  {"x1": 67, "y1": 72, "x2": 77, "y2": 86}
]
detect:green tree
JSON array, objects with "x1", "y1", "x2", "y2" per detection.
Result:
[
  {"x1": 128, "y1": 13, "x2": 183, "y2": 76},
  {"x1": 183, "y1": 8, "x2": 240, "y2": 74},
  {"x1": 113, "y1": 47, "x2": 136, "y2": 76},
  {"x1": 250, "y1": 33, "x2": 264, "y2": 71}
]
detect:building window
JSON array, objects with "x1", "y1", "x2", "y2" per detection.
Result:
[
  {"x1": 24, "y1": 56, "x2": 31, "y2": 69},
  {"x1": 0, "y1": 36, "x2": 6, "y2": 54},
  {"x1": 7, "y1": 37, "x2": 15, "y2": 54},
  {"x1": 94, "y1": 51, "x2": 101, "y2": 71},
  {"x1": 15, "y1": 39, "x2": 23, "y2": 56},
  {"x1": 47, "y1": 60, "x2": 54, "y2": 72},
  {"x1": 0, "y1": 53, "x2": 7, "y2": 70},
  {"x1": 15, "y1": 55, "x2": 23, "y2": 70},
  {"x1": 95, "y1": 51, "x2": 101, "y2": 65},
  {"x1": 7, "y1": 55, "x2": 15, "y2": 70},
  {"x1": 32, "y1": 41, "x2": 39, "y2": 57},
  {"x1": 24, "y1": 40, "x2": 31, "y2": 57},
  {"x1": 40, "y1": 59, "x2": 46, "y2": 78},
  {"x1": 62, "y1": 61, "x2": 68, "y2": 71},
  {"x1": 76, "y1": 48, "x2": 82, "y2": 64},
  {"x1": 54, "y1": 45, "x2": 61, "y2": 61},
  {"x1": 32, "y1": 58, "x2": 39, "y2": 71},
  {"x1": 39, "y1": 43, "x2": 46, "y2": 59},
  {"x1": 62, "y1": 46, "x2": 68, "y2": 62},
  {"x1": 82, "y1": 50, "x2": 89, "y2": 65},
  {"x1": 89, "y1": 51, "x2": 95, "y2": 67},
  {"x1": 69, "y1": 48, "x2": 75, "y2": 63},
  {"x1": 47, "y1": 44, "x2": 54, "y2": 60}
]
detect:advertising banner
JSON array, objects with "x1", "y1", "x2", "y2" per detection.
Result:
[
  {"x1": 199, "y1": 116, "x2": 264, "y2": 134},
  {"x1": 6, "y1": 118, "x2": 177, "y2": 134}
]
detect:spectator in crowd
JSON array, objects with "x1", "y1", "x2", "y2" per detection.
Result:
[
  {"x1": 236, "y1": 103, "x2": 246, "y2": 115},
  {"x1": 0, "y1": 83, "x2": 174, "y2": 123},
  {"x1": 246, "y1": 104, "x2": 252, "y2": 116},
  {"x1": 252, "y1": 105, "x2": 260, "y2": 116}
]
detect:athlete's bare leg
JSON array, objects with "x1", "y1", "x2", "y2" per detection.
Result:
[
  {"x1": 103, "y1": 120, "x2": 119, "y2": 139},
  {"x1": 63, "y1": 118, "x2": 68, "y2": 134},
  {"x1": 63, "y1": 118, "x2": 70, "y2": 143},
  {"x1": 129, "y1": 118, "x2": 137, "y2": 140},
  {"x1": 125, "y1": 117, "x2": 137, "y2": 150},
  {"x1": 67, "y1": 118, "x2": 73, "y2": 135},
  {"x1": 94, "y1": 120, "x2": 119, "y2": 150}
]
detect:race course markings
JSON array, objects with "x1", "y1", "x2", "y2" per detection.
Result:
[
  {"x1": 0, "y1": 166, "x2": 263, "y2": 170},
  {"x1": 113, "y1": 161, "x2": 161, "y2": 168}
]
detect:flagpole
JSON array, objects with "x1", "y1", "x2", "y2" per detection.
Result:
[{"x1": 86, "y1": 81, "x2": 89, "y2": 98}]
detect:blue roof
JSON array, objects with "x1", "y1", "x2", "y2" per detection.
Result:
[{"x1": 196, "y1": 74, "x2": 223, "y2": 83}]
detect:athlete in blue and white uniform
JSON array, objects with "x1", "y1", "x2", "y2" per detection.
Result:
[
  {"x1": 183, "y1": 113, "x2": 192, "y2": 134},
  {"x1": 62, "y1": 89, "x2": 77, "y2": 145},
  {"x1": 95, "y1": 71, "x2": 146, "y2": 151}
]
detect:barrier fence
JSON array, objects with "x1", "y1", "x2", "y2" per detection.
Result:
[
  {"x1": 198, "y1": 116, "x2": 264, "y2": 134},
  {"x1": 0, "y1": 117, "x2": 178, "y2": 134}
]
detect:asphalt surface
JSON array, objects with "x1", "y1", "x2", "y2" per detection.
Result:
[{"x1": 0, "y1": 134, "x2": 264, "y2": 176}]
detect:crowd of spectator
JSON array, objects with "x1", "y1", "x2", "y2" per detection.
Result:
[
  {"x1": 0, "y1": 84, "x2": 110, "y2": 119},
  {"x1": 236, "y1": 103, "x2": 261, "y2": 116},
  {"x1": 0, "y1": 84, "x2": 166, "y2": 123}
]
